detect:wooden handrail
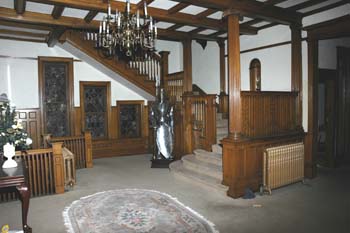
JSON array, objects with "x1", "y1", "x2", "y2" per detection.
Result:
[
  {"x1": 182, "y1": 94, "x2": 217, "y2": 153},
  {"x1": 48, "y1": 132, "x2": 93, "y2": 169}
]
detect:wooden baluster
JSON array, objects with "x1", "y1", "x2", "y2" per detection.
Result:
[{"x1": 84, "y1": 131, "x2": 93, "y2": 168}]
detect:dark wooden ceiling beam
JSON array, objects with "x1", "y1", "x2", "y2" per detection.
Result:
[
  {"x1": 196, "y1": 9, "x2": 218, "y2": 19},
  {"x1": 136, "y1": 0, "x2": 155, "y2": 9},
  {"x1": 264, "y1": 0, "x2": 288, "y2": 6},
  {"x1": 167, "y1": 24, "x2": 185, "y2": 31},
  {"x1": 189, "y1": 27, "x2": 206, "y2": 34},
  {"x1": 51, "y1": 5, "x2": 65, "y2": 19},
  {"x1": 168, "y1": 3, "x2": 189, "y2": 14},
  {"x1": 0, "y1": 20, "x2": 52, "y2": 31},
  {"x1": 0, "y1": 7, "x2": 98, "y2": 29},
  {"x1": 14, "y1": 0, "x2": 26, "y2": 14},
  {"x1": 47, "y1": 26, "x2": 66, "y2": 47},
  {"x1": 0, "y1": 7, "x2": 220, "y2": 42},
  {"x1": 84, "y1": 10, "x2": 98, "y2": 23},
  {"x1": 0, "y1": 28, "x2": 48, "y2": 38},
  {"x1": 27, "y1": 0, "x2": 257, "y2": 34},
  {"x1": 172, "y1": 0, "x2": 302, "y2": 25}
]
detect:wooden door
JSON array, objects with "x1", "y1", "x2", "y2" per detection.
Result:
[{"x1": 318, "y1": 69, "x2": 336, "y2": 167}]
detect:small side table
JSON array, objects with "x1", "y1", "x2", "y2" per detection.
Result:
[{"x1": 0, "y1": 161, "x2": 32, "y2": 233}]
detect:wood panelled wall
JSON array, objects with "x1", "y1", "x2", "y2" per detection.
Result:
[
  {"x1": 17, "y1": 109, "x2": 41, "y2": 149},
  {"x1": 241, "y1": 91, "x2": 299, "y2": 138},
  {"x1": 70, "y1": 105, "x2": 149, "y2": 159}
]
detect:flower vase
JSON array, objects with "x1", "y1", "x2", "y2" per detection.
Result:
[{"x1": 2, "y1": 143, "x2": 17, "y2": 168}]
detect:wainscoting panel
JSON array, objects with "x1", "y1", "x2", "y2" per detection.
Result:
[
  {"x1": 17, "y1": 108, "x2": 41, "y2": 149},
  {"x1": 92, "y1": 137, "x2": 149, "y2": 158}
]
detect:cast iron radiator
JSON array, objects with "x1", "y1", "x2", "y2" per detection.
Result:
[{"x1": 263, "y1": 142, "x2": 304, "y2": 194}]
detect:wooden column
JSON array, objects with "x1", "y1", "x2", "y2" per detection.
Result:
[
  {"x1": 218, "y1": 40, "x2": 226, "y2": 94},
  {"x1": 182, "y1": 39, "x2": 193, "y2": 93},
  {"x1": 14, "y1": 0, "x2": 26, "y2": 14},
  {"x1": 159, "y1": 51, "x2": 170, "y2": 88},
  {"x1": 291, "y1": 24, "x2": 303, "y2": 129},
  {"x1": 227, "y1": 14, "x2": 242, "y2": 139},
  {"x1": 305, "y1": 37, "x2": 318, "y2": 178}
]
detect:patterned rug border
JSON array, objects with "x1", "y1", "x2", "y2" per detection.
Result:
[{"x1": 62, "y1": 189, "x2": 219, "y2": 233}]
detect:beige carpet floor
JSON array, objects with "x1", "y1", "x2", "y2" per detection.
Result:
[{"x1": 0, "y1": 154, "x2": 349, "y2": 233}]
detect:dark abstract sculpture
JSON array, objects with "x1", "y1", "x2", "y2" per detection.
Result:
[{"x1": 150, "y1": 79, "x2": 174, "y2": 168}]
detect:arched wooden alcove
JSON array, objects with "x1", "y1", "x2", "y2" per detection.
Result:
[{"x1": 249, "y1": 58, "x2": 261, "y2": 91}]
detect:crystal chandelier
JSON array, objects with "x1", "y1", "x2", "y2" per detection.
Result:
[{"x1": 94, "y1": 0, "x2": 157, "y2": 60}]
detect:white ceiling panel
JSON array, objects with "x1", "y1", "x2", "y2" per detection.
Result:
[
  {"x1": 149, "y1": 0, "x2": 178, "y2": 10},
  {"x1": 156, "y1": 22, "x2": 175, "y2": 29},
  {"x1": 251, "y1": 21, "x2": 271, "y2": 27},
  {"x1": 240, "y1": 17, "x2": 254, "y2": 23},
  {"x1": 298, "y1": 0, "x2": 343, "y2": 13},
  {"x1": 62, "y1": 7, "x2": 90, "y2": 19},
  {"x1": 0, "y1": 0, "x2": 13, "y2": 9},
  {"x1": 115, "y1": 0, "x2": 141, "y2": 4},
  {"x1": 218, "y1": 33, "x2": 227, "y2": 38},
  {"x1": 198, "y1": 29, "x2": 217, "y2": 35},
  {"x1": 94, "y1": 12, "x2": 106, "y2": 21},
  {"x1": 207, "y1": 11, "x2": 223, "y2": 20},
  {"x1": 180, "y1": 5, "x2": 207, "y2": 15},
  {"x1": 26, "y1": 2, "x2": 54, "y2": 14},
  {"x1": 276, "y1": 0, "x2": 308, "y2": 8},
  {"x1": 176, "y1": 26, "x2": 197, "y2": 32}
]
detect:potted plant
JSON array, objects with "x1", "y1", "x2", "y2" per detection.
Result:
[{"x1": 0, "y1": 94, "x2": 32, "y2": 168}]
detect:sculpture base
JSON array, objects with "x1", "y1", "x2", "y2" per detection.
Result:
[{"x1": 151, "y1": 159, "x2": 174, "y2": 168}]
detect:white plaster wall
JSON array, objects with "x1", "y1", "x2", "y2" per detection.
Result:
[
  {"x1": 192, "y1": 41, "x2": 220, "y2": 94},
  {"x1": 319, "y1": 37, "x2": 350, "y2": 69},
  {"x1": 156, "y1": 40, "x2": 183, "y2": 74},
  {"x1": 0, "y1": 39, "x2": 145, "y2": 109}
]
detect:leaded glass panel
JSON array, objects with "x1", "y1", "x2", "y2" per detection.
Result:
[{"x1": 84, "y1": 86, "x2": 107, "y2": 138}]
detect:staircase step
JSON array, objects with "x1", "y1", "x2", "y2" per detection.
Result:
[
  {"x1": 217, "y1": 133, "x2": 227, "y2": 144},
  {"x1": 216, "y1": 113, "x2": 223, "y2": 120},
  {"x1": 182, "y1": 155, "x2": 222, "y2": 179},
  {"x1": 170, "y1": 160, "x2": 228, "y2": 195},
  {"x1": 217, "y1": 126, "x2": 228, "y2": 135},
  {"x1": 212, "y1": 144, "x2": 223, "y2": 154},
  {"x1": 193, "y1": 149, "x2": 222, "y2": 166},
  {"x1": 216, "y1": 119, "x2": 228, "y2": 128}
]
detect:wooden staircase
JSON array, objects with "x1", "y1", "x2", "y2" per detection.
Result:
[
  {"x1": 169, "y1": 112, "x2": 229, "y2": 194},
  {"x1": 61, "y1": 30, "x2": 160, "y2": 97}
]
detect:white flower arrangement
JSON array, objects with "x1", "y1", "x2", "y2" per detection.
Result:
[{"x1": 0, "y1": 101, "x2": 32, "y2": 151}]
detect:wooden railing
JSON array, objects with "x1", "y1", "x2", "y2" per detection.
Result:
[
  {"x1": 128, "y1": 53, "x2": 161, "y2": 82},
  {"x1": 183, "y1": 94, "x2": 216, "y2": 153},
  {"x1": 166, "y1": 71, "x2": 184, "y2": 103},
  {"x1": 48, "y1": 132, "x2": 93, "y2": 169},
  {"x1": 0, "y1": 142, "x2": 65, "y2": 202},
  {"x1": 218, "y1": 92, "x2": 229, "y2": 119},
  {"x1": 241, "y1": 91, "x2": 299, "y2": 138}
]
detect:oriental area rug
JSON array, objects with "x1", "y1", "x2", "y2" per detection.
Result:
[{"x1": 63, "y1": 189, "x2": 219, "y2": 233}]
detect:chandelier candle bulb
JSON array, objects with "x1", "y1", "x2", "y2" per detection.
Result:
[
  {"x1": 127, "y1": 0, "x2": 130, "y2": 13},
  {"x1": 144, "y1": 1, "x2": 148, "y2": 17}
]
